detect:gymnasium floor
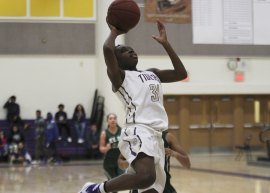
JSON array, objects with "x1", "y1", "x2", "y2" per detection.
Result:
[{"x1": 0, "y1": 152, "x2": 269, "y2": 193}]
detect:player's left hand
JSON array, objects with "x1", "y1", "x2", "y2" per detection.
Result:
[{"x1": 152, "y1": 19, "x2": 168, "y2": 44}]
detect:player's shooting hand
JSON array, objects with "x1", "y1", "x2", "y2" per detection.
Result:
[
  {"x1": 152, "y1": 19, "x2": 168, "y2": 45},
  {"x1": 106, "y1": 18, "x2": 126, "y2": 35}
]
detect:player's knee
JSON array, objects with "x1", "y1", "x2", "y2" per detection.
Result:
[{"x1": 137, "y1": 171, "x2": 156, "y2": 189}]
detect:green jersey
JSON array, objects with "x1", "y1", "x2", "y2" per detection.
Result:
[{"x1": 103, "y1": 126, "x2": 122, "y2": 168}]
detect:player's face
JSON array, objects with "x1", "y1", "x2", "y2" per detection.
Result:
[
  {"x1": 115, "y1": 45, "x2": 138, "y2": 70},
  {"x1": 107, "y1": 114, "x2": 117, "y2": 128}
]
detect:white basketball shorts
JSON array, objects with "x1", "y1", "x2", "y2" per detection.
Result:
[{"x1": 118, "y1": 124, "x2": 166, "y2": 193}]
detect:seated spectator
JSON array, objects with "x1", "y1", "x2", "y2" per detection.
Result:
[
  {"x1": 45, "y1": 112, "x2": 60, "y2": 164},
  {"x1": 72, "y1": 104, "x2": 86, "y2": 144},
  {"x1": 8, "y1": 125, "x2": 25, "y2": 162},
  {"x1": 9, "y1": 142, "x2": 31, "y2": 166},
  {"x1": 88, "y1": 124, "x2": 101, "y2": 159},
  {"x1": 8, "y1": 125, "x2": 25, "y2": 146},
  {"x1": 0, "y1": 130, "x2": 8, "y2": 161},
  {"x1": 55, "y1": 104, "x2": 72, "y2": 143},
  {"x1": 12, "y1": 115, "x2": 29, "y2": 129}
]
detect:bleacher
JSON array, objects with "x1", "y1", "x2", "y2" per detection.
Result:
[{"x1": 0, "y1": 119, "x2": 94, "y2": 161}]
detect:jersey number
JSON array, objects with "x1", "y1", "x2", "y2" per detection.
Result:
[{"x1": 149, "y1": 84, "x2": 160, "y2": 102}]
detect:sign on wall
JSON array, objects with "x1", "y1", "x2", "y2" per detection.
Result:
[
  {"x1": 192, "y1": 0, "x2": 270, "y2": 45},
  {"x1": 144, "y1": 0, "x2": 192, "y2": 23}
]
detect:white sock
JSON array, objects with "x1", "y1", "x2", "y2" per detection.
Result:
[{"x1": 99, "y1": 182, "x2": 106, "y2": 193}]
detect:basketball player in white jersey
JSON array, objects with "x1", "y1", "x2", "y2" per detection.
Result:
[{"x1": 78, "y1": 20, "x2": 187, "y2": 193}]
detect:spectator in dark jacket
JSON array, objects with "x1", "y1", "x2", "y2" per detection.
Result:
[
  {"x1": 72, "y1": 104, "x2": 86, "y2": 144},
  {"x1": 3, "y1": 96, "x2": 20, "y2": 125},
  {"x1": 55, "y1": 104, "x2": 72, "y2": 143},
  {"x1": 3, "y1": 95, "x2": 29, "y2": 129}
]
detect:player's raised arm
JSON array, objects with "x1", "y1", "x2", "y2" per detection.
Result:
[
  {"x1": 103, "y1": 23, "x2": 125, "y2": 91},
  {"x1": 151, "y1": 20, "x2": 187, "y2": 83}
]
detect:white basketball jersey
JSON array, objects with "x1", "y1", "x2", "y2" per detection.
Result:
[{"x1": 116, "y1": 70, "x2": 168, "y2": 130}]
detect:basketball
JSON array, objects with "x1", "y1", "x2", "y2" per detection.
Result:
[{"x1": 107, "y1": 0, "x2": 140, "y2": 32}]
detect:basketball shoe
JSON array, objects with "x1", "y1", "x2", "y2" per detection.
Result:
[{"x1": 78, "y1": 182, "x2": 101, "y2": 193}]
